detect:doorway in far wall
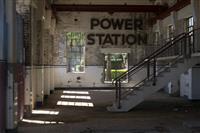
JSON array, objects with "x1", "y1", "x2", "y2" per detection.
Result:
[{"x1": 104, "y1": 53, "x2": 128, "y2": 83}]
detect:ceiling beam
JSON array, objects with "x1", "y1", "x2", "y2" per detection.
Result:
[
  {"x1": 156, "y1": 0, "x2": 191, "y2": 19},
  {"x1": 52, "y1": 4, "x2": 167, "y2": 13}
]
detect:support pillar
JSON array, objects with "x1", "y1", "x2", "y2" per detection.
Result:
[
  {"x1": 24, "y1": 67, "x2": 32, "y2": 117},
  {"x1": 42, "y1": 9, "x2": 52, "y2": 98},
  {"x1": 50, "y1": 67, "x2": 55, "y2": 93},
  {"x1": 36, "y1": 67, "x2": 44, "y2": 107},
  {"x1": 49, "y1": 35, "x2": 54, "y2": 93},
  {"x1": 0, "y1": 0, "x2": 6, "y2": 132},
  {"x1": 31, "y1": 67, "x2": 36, "y2": 109},
  {"x1": 16, "y1": 0, "x2": 33, "y2": 116},
  {"x1": 49, "y1": 18, "x2": 56, "y2": 93},
  {"x1": 44, "y1": 67, "x2": 51, "y2": 97},
  {"x1": 32, "y1": 3, "x2": 45, "y2": 108},
  {"x1": 5, "y1": 0, "x2": 18, "y2": 131}
]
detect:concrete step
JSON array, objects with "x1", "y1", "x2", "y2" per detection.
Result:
[{"x1": 107, "y1": 56, "x2": 200, "y2": 112}]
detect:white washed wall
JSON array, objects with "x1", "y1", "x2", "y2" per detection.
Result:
[
  {"x1": 53, "y1": 66, "x2": 151, "y2": 88},
  {"x1": 54, "y1": 66, "x2": 109, "y2": 87},
  {"x1": 54, "y1": 11, "x2": 154, "y2": 87}
]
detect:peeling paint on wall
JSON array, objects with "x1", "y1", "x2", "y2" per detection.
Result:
[{"x1": 55, "y1": 12, "x2": 155, "y2": 66}]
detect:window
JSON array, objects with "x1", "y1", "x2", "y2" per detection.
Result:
[
  {"x1": 104, "y1": 53, "x2": 128, "y2": 83},
  {"x1": 167, "y1": 25, "x2": 174, "y2": 41},
  {"x1": 185, "y1": 16, "x2": 194, "y2": 33},
  {"x1": 66, "y1": 32, "x2": 85, "y2": 73},
  {"x1": 185, "y1": 16, "x2": 194, "y2": 51}
]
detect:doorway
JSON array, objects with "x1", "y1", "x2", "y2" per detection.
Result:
[{"x1": 104, "y1": 53, "x2": 128, "y2": 83}]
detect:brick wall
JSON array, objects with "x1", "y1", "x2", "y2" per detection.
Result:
[
  {"x1": 14, "y1": 64, "x2": 25, "y2": 120},
  {"x1": 43, "y1": 29, "x2": 54, "y2": 65},
  {"x1": 16, "y1": 1, "x2": 32, "y2": 66},
  {"x1": 55, "y1": 12, "x2": 155, "y2": 66}
]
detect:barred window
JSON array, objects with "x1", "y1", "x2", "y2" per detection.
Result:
[
  {"x1": 185, "y1": 16, "x2": 194, "y2": 33},
  {"x1": 66, "y1": 32, "x2": 85, "y2": 73},
  {"x1": 185, "y1": 17, "x2": 194, "y2": 50}
]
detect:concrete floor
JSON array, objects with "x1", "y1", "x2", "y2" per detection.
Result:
[{"x1": 18, "y1": 89, "x2": 200, "y2": 133}]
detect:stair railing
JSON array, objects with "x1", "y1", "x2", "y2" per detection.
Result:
[{"x1": 112, "y1": 28, "x2": 200, "y2": 109}]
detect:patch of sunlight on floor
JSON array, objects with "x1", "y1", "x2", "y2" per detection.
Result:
[
  {"x1": 22, "y1": 119, "x2": 64, "y2": 124},
  {"x1": 57, "y1": 101, "x2": 94, "y2": 107},
  {"x1": 61, "y1": 95, "x2": 91, "y2": 100},
  {"x1": 63, "y1": 91, "x2": 89, "y2": 95},
  {"x1": 32, "y1": 110, "x2": 59, "y2": 115}
]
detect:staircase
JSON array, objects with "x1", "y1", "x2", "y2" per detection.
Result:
[{"x1": 107, "y1": 29, "x2": 200, "y2": 112}]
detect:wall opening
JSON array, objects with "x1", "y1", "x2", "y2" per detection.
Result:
[
  {"x1": 66, "y1": 32, "x2": 85, "y2": 73},
  {"x1": 104, "y1": 53, "x2": 128, "y2": 83}
]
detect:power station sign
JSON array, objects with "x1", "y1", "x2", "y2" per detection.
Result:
[{"x1": 87, "y1": 18, "x2": 148, "y2": 45}]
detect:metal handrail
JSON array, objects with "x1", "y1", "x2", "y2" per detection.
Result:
[
  {"x1": 112, "y1": 32, "x2": 185, "y2": 83},
  {"x1": 113, "y1": 28, "x2": 200, "y2": 84},
  {"x1": 113, "y1": 28, "x2": 200, "y2": 109}
]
